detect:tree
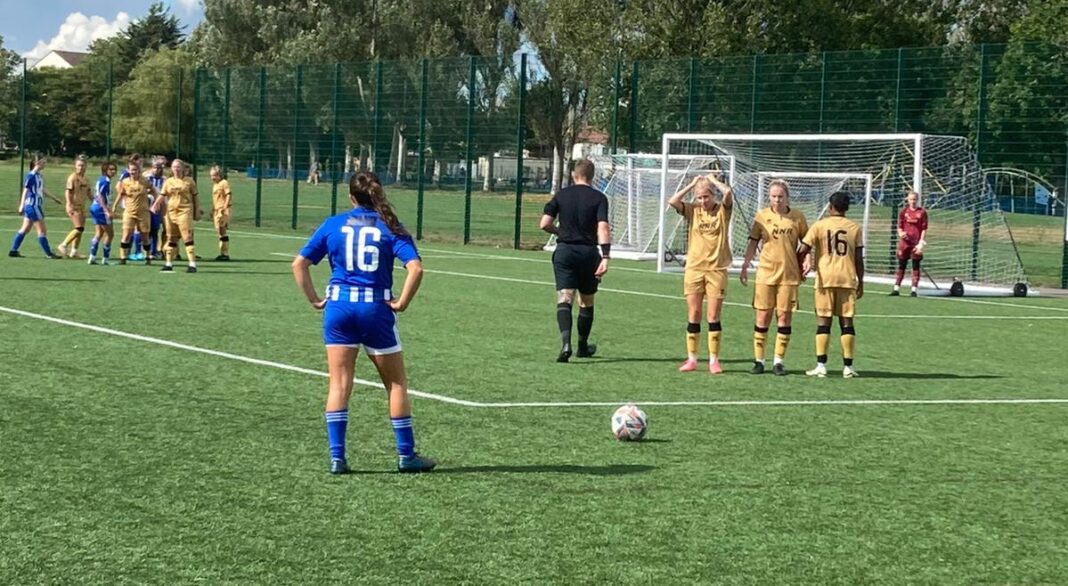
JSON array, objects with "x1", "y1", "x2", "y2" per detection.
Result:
[
  {"x1": 0, "y1": 35, "x2": 21, "y2": 150},
  {"x1": 112, "y1": 48, "x2": 195, "y2": 156}
]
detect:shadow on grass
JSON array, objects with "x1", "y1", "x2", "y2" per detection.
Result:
[
  {"x1": 351, "y1": 464, "x2": 656, "y2": 476},
  {"x1": 854, "y1": 371, "x2": 1003, "y2": 380},
  {"x1": 0, "y1": 276, "x2": 105, "y2": 283},
  {"x1": 569, "y1": 357, "x2": 753, "y2": 365}
]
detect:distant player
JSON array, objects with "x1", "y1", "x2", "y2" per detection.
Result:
[
  {"x1": 152, "y1": 158, "x2": 202, "y2": 273},
  {"x1": 210, "y1": 165, "x2": 233, "y2": 261},
  {"x1": 87, "y1": 161, "x2": 118, "y2": 265},
  {"x1": 667, "y1": 171, "x2": 734, "y2": 374},
  {"x1": 539, "y1": 159, "x2": 611, "y2": 362},
  {"x1": 143, "y1": 156, "x2": 168, "y2": 260},
  {"x1": 891, "y1": 190, "x2": 928, "y2": 297},
  {"x1": 291, "y1": 171, "x2": 436, "y2": 475},
  {"x1": 799, "y1": 191, "x2": 864, "y2": 378},
  {"x1": 9, "y1": 156, "x2": 63, "y2": 259},
  {"x1": 112, "y1": 154, "x2": 159, "y2": 265},
  {"x1": 739, "y1": 180, "x2": 808, "y2": 375},
  {"x1": 58, "y1": 155, "x2": 91, "y2": 259}
]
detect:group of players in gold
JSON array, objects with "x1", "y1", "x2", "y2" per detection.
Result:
[
  {"x1": 15, "y1": 154, "x2": 234, "y2": 271},
  {"x1": 670, "y1": 172, "x2": 869, "y2": 378}
]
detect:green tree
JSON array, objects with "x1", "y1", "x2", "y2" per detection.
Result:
[
  {"x1": 0, "y1": 35, "x2": 21, "y2": 151},
  {"x1": 112, "y1": 48, "x2": 195, "y2": 156}
]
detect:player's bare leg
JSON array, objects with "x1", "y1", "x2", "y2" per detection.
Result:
[
  {"x1": 324, "y1": 345, "x2": 358, "y2": 474},
  {"x1": 772, "y1": 309, "x2": 794, "y2": 376},
  {"x1": 680, "y1": 293, "x2": 703, "y2": 372},
  {"x1": 369, "y1": 351, "x2": 436, "y2": 472},
  {"x1": 576, "y1": 292, "x2": 597, "y2": 358},
  {"x1": 706, "y1": 295, "x2": 724, "y2": 374},
  {"x1": 556, "y1": 289, "x2": 576, "y2": 362}
]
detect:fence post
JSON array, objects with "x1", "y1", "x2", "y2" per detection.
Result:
[
  {"x1": 894, "y1": 48, "x2": 904, "y2": 131},
  {"x1": 610, "y1": 59, "x2": 621, "y2": 155},
  {"x1": 222, "y1": 68, "x2": 231, "y2": 177},
  {"x1": 463, "y1": 56, "x2": 476, "y2": 244},
  {"x1": 972, "y1": 44, "x2": 989, "y2": 282},
  {"x1": 1061, "y1": 132, "x2": 1067, "y2": 289},
  {"x1": 175, "y1": 68, "x2": 183, "y2": 158},
  {"x1": 255, "y1": 66, "x2": 266, "y2": 227},
  {"x1": 513, "y1": 53, "x2": 527, "y2": 250},
  {"x1": 749, "y1": 54, "x2": 760, "y2": 132},
  {"x1": 192, "y1": 68, "x2": 201, "y2": 182},
  {"x1": 416, "y1": 59, "x2": 428, "y2": 240},
  {"x1": 330, "y1": 63, "x2": 341, "y2": 216},
  {"x1": 372, "y1": 61, "x2": 383, "y2": 175},
  {"x1": 818, "y1": 52, "x2": 827, "y2": 132},
  {"x1": 687, "y1": 57, "x2": 697, "y2": 132},
  {"x1": 18, "y1": 58, "x2": 26, "y2": 192},
  {"x1": 107, "y1": 62, "x2": 114, "y2": 159},
  {"x1": 292, "y1": 64, "x2": 302, "y2": 230},
  {"x1": 628, "y1": 61, "x2": 639, "y2": 154}
]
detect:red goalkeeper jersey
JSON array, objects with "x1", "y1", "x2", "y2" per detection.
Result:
[{"x1": 898, "y1": 207, "x2": 928, "y2": 245}]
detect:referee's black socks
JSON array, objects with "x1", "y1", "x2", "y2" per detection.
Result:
[
  {"x1": 556, "y1": 302, "x2": 572, "y2": 345},
  {"x1": 577, "y1": 306, "x2": 594, "y2": 347}
]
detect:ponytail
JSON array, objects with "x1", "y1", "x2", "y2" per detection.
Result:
[{"x1": 349, "y1": 172, "x2": 410, "y2": 238}]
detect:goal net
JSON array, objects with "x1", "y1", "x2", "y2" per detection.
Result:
[
  {"x1": 659, "y1": 133, "x2": 1029, "y2": 294},
  {"x1": 544, "y1": 153, "x2": 735, "y2": 260}
]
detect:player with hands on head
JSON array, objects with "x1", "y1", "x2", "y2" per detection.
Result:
[
  {"x1": 667, "y1": 170, "x2": 734, "y2": 374},
  {"x1": 292, "y1": 171, "x2": 435, "y2": 475}
]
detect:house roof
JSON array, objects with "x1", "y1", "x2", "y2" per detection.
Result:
[{"x1": 52, "y1": 50, "x2": 89, "y2": 67}]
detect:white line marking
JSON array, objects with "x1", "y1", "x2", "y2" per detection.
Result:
[
  {"x1": 2, "y1": 304, "x2": 1066, "y2": 408},
  {"x1": 269, "y1": 253, "x2": 1068, "y2": 320},
  {"x1": 926, "y1": 295, "x2": 1068, "y2": 313},
  {"x1": 0, "y1": 305, "x2": 478, "y2": 407}
]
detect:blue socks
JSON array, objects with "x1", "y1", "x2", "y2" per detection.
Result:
[
  {"x1": 38, "y1": 236, "x2": 53, "y2": 256},
  {"x1": 132, "y1": 232, "x2": 142, "y2": 252},
  {"x1": 391, "y1": 416, "x2": 415, "y2": 457},
  {"x1": 10, "y1": 232, "x2": 26, "y2": 252},
  {"x1": 90, "y1": 238, "x2": 100, "y2": 257},
  {"x1": 325, "y1": 409, "x2": 348, "y2": 461},
  {"x1": 103, "y1": 244, "x2": 111, "y2": 259}
]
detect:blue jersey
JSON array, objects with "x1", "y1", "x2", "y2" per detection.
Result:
[
  {"x1": 146, "y1": 173, "x2": 164, "y2": 211},
  {"x1": 94, "y1": 176, "x2": 111, "y2": 209},
  {"x1": 21, "y1": 172, "x2": 44, "y2": 220},
  {"x1": 300, "y1": 207, "x2": 420, "y2": 294}
]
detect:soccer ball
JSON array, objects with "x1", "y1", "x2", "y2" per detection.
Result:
[{"x1": 611, "y1": 404, "x2": 648, "y2": 441}]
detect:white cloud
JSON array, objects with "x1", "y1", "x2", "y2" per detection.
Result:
[
  {"x1": 23, "y1": 12, "x2": 132, "y2": 62},
  {"x1": 176, "y1": 0, "x2": 200, "y2": 14}
]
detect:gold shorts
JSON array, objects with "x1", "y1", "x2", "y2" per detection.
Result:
[
  {"x1": 122, "y1": 211, "x2": 150, "y2": 234},
  {"x1": 69, "y1": 203, "x2": 86, "y2": 216},
  {"x1": 683, "y1": 268, "x2": 728, "y2": 299},
  {"x1": 213, "y1": 209, "x2": 231, "y2": 230},
  {"x1": 165, "y1": 212, "x2": 195, "y2": 242},
  {"x1": 814, "y1": 287, "x2": 856, "y2": 318},
  {"x1": 753, "y1": 283, "x2": 799, "y2": 313}
]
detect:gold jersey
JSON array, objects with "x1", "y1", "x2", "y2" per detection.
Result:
[
  {"x1": 748, "y1": 207, "x2": 808, "y2": 286},
  {"x1": 682, "y1": 202, "x2": 732, "y2": 271},
  {"x1": 66, "y1": 172, "x2": 91, "y2": 207},
  {"x1": 212, "y1": 179, "x2": 232, "y2": 211},
  {"x1": 163, "y1": 176, "x2": 198, "y2": 216},
  {"x1": 802, "y1": 215, "x2": 863, "y2": 290},
  {"x1": 119, "y1": 177, "x2": 152, "y2": 214}
]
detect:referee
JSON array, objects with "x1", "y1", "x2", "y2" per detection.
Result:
[{"x1": 539, "y1": 159, "x2": 611, "y2": 362}]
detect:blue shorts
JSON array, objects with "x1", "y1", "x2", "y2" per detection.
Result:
[
  {"x1": 150, "y1": 213, "x2": 162, "y2": 231},
  {"x1": 322, "y1": 287, "x2": 400, "y2": 354},
  {"x1": 22, "y1": 205, "x2": 43, "y2": 222},
  {"x1": 90, "y1": 205, "x2": 110, "y2": 226}
]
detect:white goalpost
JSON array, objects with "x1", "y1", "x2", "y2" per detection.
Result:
[{"x1": 658, "y1": 133, "x2": 1030, "y2": 296}]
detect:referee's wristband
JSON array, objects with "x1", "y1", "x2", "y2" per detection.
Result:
[{"x1": 598, "y1": 243, "x2": 611, "y2": 259}]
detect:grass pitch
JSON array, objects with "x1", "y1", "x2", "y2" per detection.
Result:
[{"x1": 2, "y1": 205, "x2": 1067, "y2": 583}]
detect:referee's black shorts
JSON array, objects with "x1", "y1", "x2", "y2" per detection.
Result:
[{"x1": 552, "y1": 243, "x2": 601, "y2": 295}]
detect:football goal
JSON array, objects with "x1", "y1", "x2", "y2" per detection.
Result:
[{"x1": 658, "y1": 133, "x2": 1030, "y2": 295}]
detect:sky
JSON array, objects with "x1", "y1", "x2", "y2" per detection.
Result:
[{"x1": 0, "y1": 1, "x2": 204, "y2": 62}]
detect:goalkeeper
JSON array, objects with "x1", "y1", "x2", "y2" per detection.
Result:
[
  {"x1": 666, "y1": 171, "x2": 734, "y2": 374},
  {"x1": 891, "y1": 190, "x2": 928, "y2": 297}
]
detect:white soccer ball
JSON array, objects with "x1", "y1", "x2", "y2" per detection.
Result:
[{"x1": 611, "y1": 404, "x2": 648, "y2": 441}]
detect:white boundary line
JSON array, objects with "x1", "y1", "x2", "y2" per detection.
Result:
[
  {"x1": 270, "y1": 253, "x2": 1068, "y2": 320},
  {"x1": 3, "y1": 304, "x2": 1066, "y2": 408}
]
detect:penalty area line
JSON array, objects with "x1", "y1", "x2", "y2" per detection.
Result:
[{"x1": 2, "y1": 304, "x2": 1065, "y2": 409}]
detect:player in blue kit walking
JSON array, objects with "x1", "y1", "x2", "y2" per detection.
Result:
[
  {"x1": 9, "y1": 156, "x2": 64, "y2": 258},
  {"x1": 292, "y1": 171, "x2": 436, "y2": 475}
]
